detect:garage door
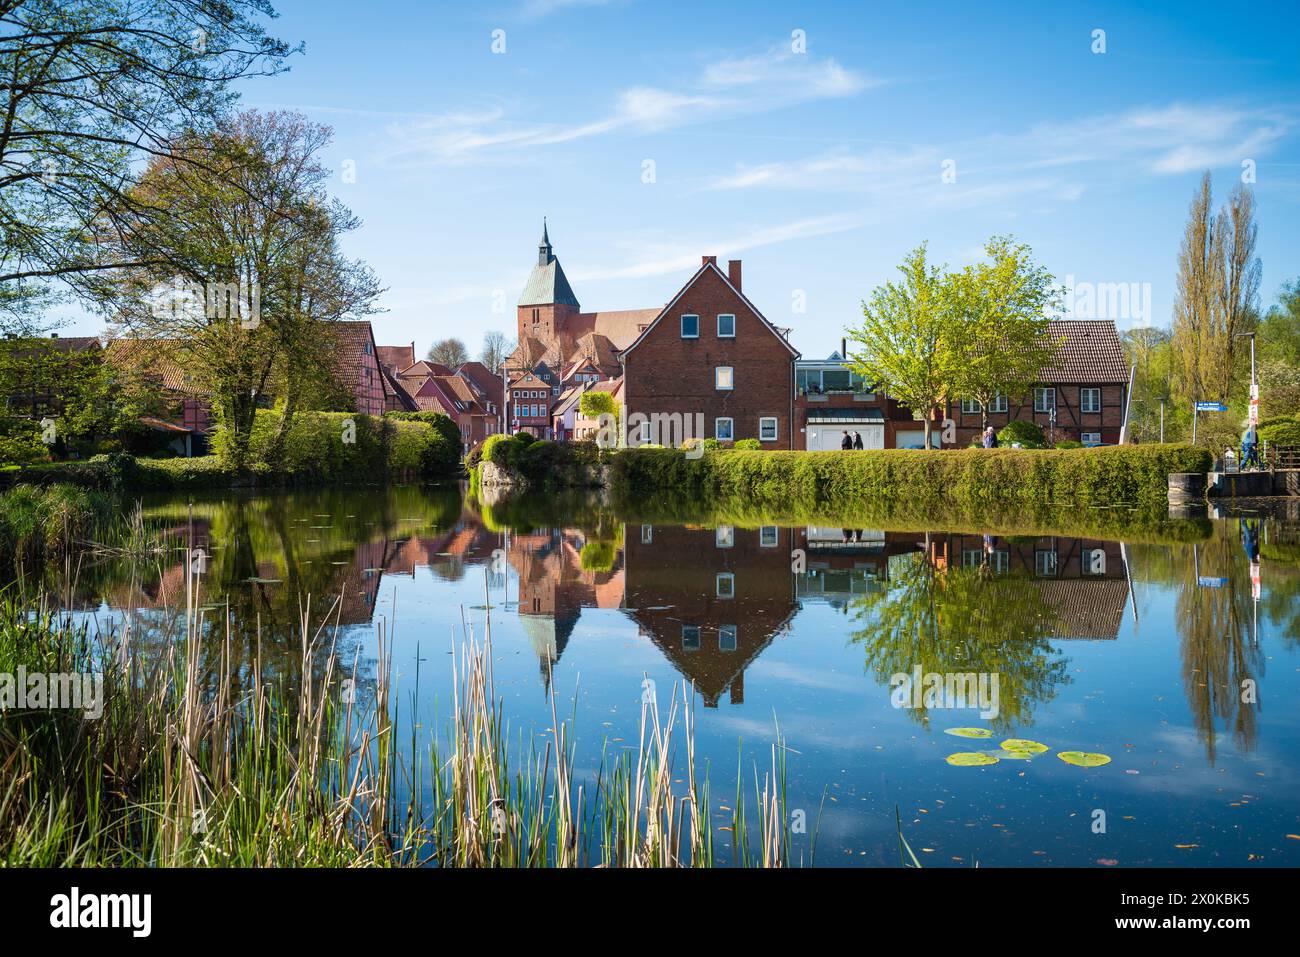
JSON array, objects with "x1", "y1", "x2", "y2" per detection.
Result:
[{"x1": 806, "y1": 425, "x2": 884, "y2": 451}]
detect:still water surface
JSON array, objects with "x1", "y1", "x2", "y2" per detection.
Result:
[{"x1": 53, "y1": 486, "x2": 1300, "y2": 866}]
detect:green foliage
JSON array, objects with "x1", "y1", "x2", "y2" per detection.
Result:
[
  {"x1": 579, "y1": 539, "x2": 617, "y2": 572},
  {"x1": 384, "y1": 411, "x2": 461, "y2": 475},
  {"x1": 997, "y1": 420, "x2": 1046, "y2": 448},
  {"x1": 578, "y1": 391, "x2": 618, "y2": 420},
  {"x1": 1053, "y1": 439, "x2": 1083, "y2": 449},
  {"x1": 1259, "y1": 416, "x2": 1300, "y2": 446},
  {"x1": 0, "y1": 484, "x2": 115, "y2": 564},
  {"x1": 733, "y1": 438, "x2": 762, "y2": 450},
  {"x1": 610, "y1": 445, "x2": 1210, "y2": 511}
]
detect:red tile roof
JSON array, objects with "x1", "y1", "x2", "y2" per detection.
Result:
[
  {"x1": 376, "y1": 343, "x2": 415, "y2": 375},
  {"x1": 1041, "y1": 320, "x2": 1129, "y2": 384},
  {"x1": 457, "y1": 361, "x2": 504, "y2": 408}
]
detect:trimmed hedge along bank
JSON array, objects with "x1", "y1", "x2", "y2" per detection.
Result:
[
  {"x1": 2, "y1": 411, "x2": 463, "y2": 491},
  {"x1": 608, "y1": 444, "x2": 1213, "y2": 510}
]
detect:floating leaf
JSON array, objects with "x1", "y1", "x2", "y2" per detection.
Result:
[
  {"x1": 999, "y1": 749, "x2": 1037, "y2": 760},
  {"x1": 946, "y1": 752, "x2": 999, "y2": 767},
  {"x1": 1001, "y1": 739, "x2": 1048, "y2": 754},
  {"x1": 1058, "y1": 751, "x2": 1112, "y2": 768},
  {"x1": 944, "y1": 728, "x2": 993, "y2": 739}
]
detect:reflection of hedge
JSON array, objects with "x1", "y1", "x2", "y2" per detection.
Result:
[
  {"x1": 609, "y1": 444, "x2": 1212, "y2": 510},
  {"x1": 579, "y1": 539, "x2": 616, "y2": 572}
]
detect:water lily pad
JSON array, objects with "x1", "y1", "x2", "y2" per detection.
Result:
[
  {"x1": 1001, "y1": 739, "x2": 1049, "y2": 754},
  {"x1": 944, "y1": 727, "x2": 993, "y2": 739},
  {"x1": 1058, "y1": 751, "x2": 1112, "y2": 768},
  {"x1": 946, "y1": 752, "x2": 999, "y2": 766},
  {"x1": 999, "y1": 749, "x2": 1037, "y2": 760}
]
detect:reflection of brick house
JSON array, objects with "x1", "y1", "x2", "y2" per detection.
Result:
[
  {"x1": 621, "y1": 257, "x2": 800, "y2": 449},
  {"x1": 928, "y1": 534, "x2": 1129, "y2": 639},
  {"x1": 942, "y1": 320, "x2": 1130, "y2": 447},
  {"x1": 623, "y1": 523, "x2": 797, "y2": 707}
]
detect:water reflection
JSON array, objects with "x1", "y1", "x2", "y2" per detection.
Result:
[{"x1": 35, "y1": 488, "x2": 1299, "y2": 771}]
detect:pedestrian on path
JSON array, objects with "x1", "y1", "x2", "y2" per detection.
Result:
[{"x1": 853, "y1": 431, "x2": 863, "y2": 450}]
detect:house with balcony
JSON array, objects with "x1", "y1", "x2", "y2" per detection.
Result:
[{"x1": 795, "y1": 347, "x2": 920, "y2": 450}]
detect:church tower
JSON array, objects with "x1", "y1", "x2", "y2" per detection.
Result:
[{"x1": 517, "y1": 218, "x2": 581, "y2": 363}]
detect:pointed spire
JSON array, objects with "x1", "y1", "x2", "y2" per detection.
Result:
[{"x1": 538, "y1": 217, "x2": 553, "y2": 266}]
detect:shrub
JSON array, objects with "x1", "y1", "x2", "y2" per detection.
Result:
[
  {"x1": 733, "y1": 438, "x2": 762, "y2": 450},
  {"x1": 579, "y1": 539, "x2": 616, "y2": 572},
  {"x1": 1259, "y1": 416, "x2": 1300, "y2": 446},
  {"x1": 997, "y1": 420, "x2": 1046, "y2": 448},
  {"x1": 1053, "y1": 439, "x2": 1083, "y2": 449},
  {"x1": 514, "y1": 430, "x2": 537, "y2": 447},
  {"x1": 385, "y1": 411, "x2": 461, "y2": 475},
  {"x1": 578, "y1": 391, "x2": 618, "y2": 420}
]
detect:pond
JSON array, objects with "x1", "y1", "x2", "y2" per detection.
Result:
[{"x1": 37, "y1": 485, "x2": 1300, "y2": 867}]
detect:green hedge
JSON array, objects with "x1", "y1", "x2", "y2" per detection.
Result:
[{"x1": 609, "y1": 444, "x2": 1212, "y2": 510}]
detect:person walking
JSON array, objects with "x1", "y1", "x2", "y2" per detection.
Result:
[
  {"x1": 982, "y1": 426, "x2": 997, "y2": 449},
  {"x1": 840, "y1": 430, "x2": 853, "y2": 450},
  {"x1": 853, "y1": 431, "x2": 864, "y2": 450}
]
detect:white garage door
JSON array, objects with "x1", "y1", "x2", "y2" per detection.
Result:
[{"x1": 806, "y1": 424, "x2": 884, "y2": 450}]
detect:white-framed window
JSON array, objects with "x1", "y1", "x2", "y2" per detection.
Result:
[
  {"x1": 1034, "y1": 387, "x2": 1056, "y2": 413},
  {"x1": 717, "y1": 314, "x2": 736, "y2": 338},
  {"x1": 719, "y1": 624, "x2": 737, "y2": 652},
  {"x1": 759, "y1": 526, "x2": 779, "y2": 548},
  {"x1": 1081, "y1": 432, "x2": 1101, "y2": 447},
  {"x1": 715, "y1": 366, "x2": 734, "y2": 390},
  {"x1": 638, "y1": 420, "x2": 651, "y2": 444},
  {"x1": 682, "y1": 625, "x2": 700, "y2": 651},
  {"x1": 715, "y1": 417, "x2": 734, "y2": 441},
  {"x1": 716, "y1": 525, "x2": 734, "y2": 548},
  {"x1": 1035, "y1": 549, "x2": 1058, "y2": 577},
  {"x1": 759, "y1": 416, "x2": 778, "y2": 442},
  {"x1": 641, "y1": 524, "x2": 653, "y2": 544},
  {"x1": 716, "y1": 573, "x2": 735, "y2": 599},
  {"x1": 961, "y1": 398, "x2": 980, "y2": 415},
  {"x1": 681, "y1": 314, "x2": 699, "y2": 338},
  {"x1": 992, "y1": 550, "x2": 1009, "y2": 573},
  {"x1": 989, "y1": 394, "x2": 1007, "y2": 413},
  {"x1": 1080, "y1": 387, "x2": 1101, "y2": 413},
  {"x1": 962, "y1": 549, "x2": 984, "y2": 568}
]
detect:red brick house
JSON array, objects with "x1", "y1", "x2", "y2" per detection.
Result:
[
  {"x1": 328, "y1": 321, "x2": 390, "y2": 416},
  {"x1": 620, "y1": 256, "x2": 800, "y2": 449},
  {"x1": 942, "y1": 319, "x2": 1130, "y2": 447}
]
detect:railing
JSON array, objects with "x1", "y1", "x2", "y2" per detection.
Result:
[{"x1": 1265, "y1": 444, "x2": 1300, "y2": 470}]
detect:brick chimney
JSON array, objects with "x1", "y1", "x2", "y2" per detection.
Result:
[
  {"x1": 727, "y1": 259, "x2": 742, "y2": 291},
  {"x1": 702, "y1": 255, "x2": 717, "y2": 267}
]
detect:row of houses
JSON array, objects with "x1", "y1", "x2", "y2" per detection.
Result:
[
  {"x1": 10, "y1": 221, "x2": 1129, "y2": 455},
  {"x1": 502, "y1": 223, "x2": 1130, "y2": 450}
]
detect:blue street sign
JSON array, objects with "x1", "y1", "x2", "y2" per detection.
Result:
[
  {"x1": 1197, "y1": 576, "x2": 1229, "y2": 588},
  {"x1": 1195, "y1": 401, "x2": 1228, "y2": 412}
]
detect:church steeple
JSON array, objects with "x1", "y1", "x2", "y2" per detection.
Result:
[{"x1": 538, "y1": 217, "x2": 553, "y2": 267}]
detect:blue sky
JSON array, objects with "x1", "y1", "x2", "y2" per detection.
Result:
[{"x1": 62, "y1": 0, "x2": 1300, "y2": 358}]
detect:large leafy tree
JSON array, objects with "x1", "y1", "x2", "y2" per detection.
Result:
[
  {"x1": 0, "y1": 0, "x2": 296, "y2": 330},
  {"x1": 845, "y1": 243, "x2": 956, "y2": 449},
  {"x1": 101, "y1": 110, "x2": 381, "y2": 467},
  {"x1": 949, "y1": 236, "x2": 1062, "y2": 432},
  {"x1": 427, "y1": 337, "x2": 468, "y2": 368}
]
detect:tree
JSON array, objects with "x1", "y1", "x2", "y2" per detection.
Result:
[
  {"x1": 428, "y1": 338, "x2": 468, "y2": 368},
  {"x1": 1258, "y1": 279, "x2": 1300, "y2": 414},
  {"x1": 0, "y1": 0, "x2": 296, "y2": 330},
  {"x1": 101, "y1": 111, "x2": 381, "y2": 468},
  {"x1": 949, "y1": 236, "x2": 1062, "y2": 432},
  {"x1": 1171, "y1": 172, "x2": 1261, "y2": 410},
  {"x1": 845, "y1": 244, "x2": 957, "y2": 449},
  {"x1": 479, "y1": 331, "x2": 513, "y2": 372}
]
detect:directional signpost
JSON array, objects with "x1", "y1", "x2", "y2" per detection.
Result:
[{"x1": 1192, "y1": 401, "x2": 1228, "y2": 444}]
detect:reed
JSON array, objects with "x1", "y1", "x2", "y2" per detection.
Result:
[{"x1": 0, "y1": 566, "x2": 801, "y2": 867}]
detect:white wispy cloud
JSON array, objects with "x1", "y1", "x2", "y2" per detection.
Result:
[
  {"x1": 377, "y1": 47, "x2": 877, "y2": 167},
  {"x1": 701, "y1": 102, "x2": 1294, "y2": 215}
]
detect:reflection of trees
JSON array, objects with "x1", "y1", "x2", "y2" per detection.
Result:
[
  {"x1": 848, "y1": 550, "x2": 1072, "y2": 730},
  {"x1": 1176, "y1": 520, "x2": 1263, "y2": 762}
]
